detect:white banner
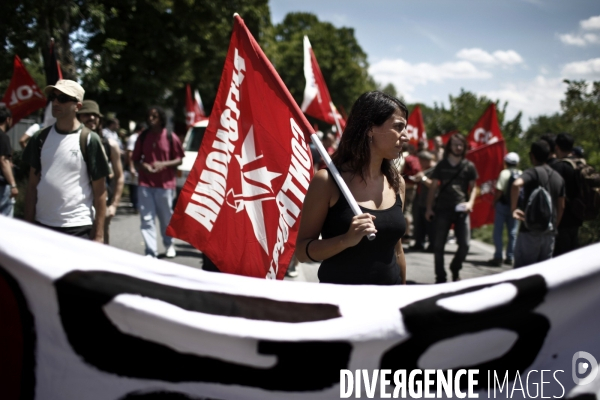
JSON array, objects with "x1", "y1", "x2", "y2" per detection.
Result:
[{"x1": 0, "y1": 215, "x2": 599, "y2": 399}]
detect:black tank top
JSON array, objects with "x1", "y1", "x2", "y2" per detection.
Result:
[{"x1": 318, "y1": 171, "x2": 406, "y2": 285}]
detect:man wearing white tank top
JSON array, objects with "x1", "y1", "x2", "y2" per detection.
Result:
[{"x1": 23, "y1": 80, "x2": 110, "y2": 242}]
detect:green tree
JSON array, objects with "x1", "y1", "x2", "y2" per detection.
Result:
[
  {"x1": 1, "y1": 0, "x2": 270, "y2": 131},
  {"x1": 79, "y1": 0, "x2": 270, "y2": 129},
  {"x1": 264, "y1": 12, "x2": 376, "y2": 127},
  {"x1": 524, "y1": 80, "x2": 600, "y2": 245}
]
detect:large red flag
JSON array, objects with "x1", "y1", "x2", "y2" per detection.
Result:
[
  {"x1": 300, "y1": 36, "x2": 345, "y2": 130},
  {"x1": 167, "y1": 15, "x2": 315, "y2": 280},
  {"x1": 185, "y1": 84, "x2": 208, "y2": 129},
  {"x1": 466, "y1": 139, "x2": 507, "y2": 228},
  {"x1": 1, "y1": 56, "x2": 46, "y2": 125},
  {"x1": 466, "y1": 103, "x2": 504, "y2": 150},
  {"x1": 406, "y1": 105, "x2": 426, "y2": 148}
]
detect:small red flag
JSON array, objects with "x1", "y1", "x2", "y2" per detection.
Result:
[
  {"x1": 167, "y1": 15, "x2": 315, "y2": 279},
  {"x1": 185, "y1": 84, "x2": 208, "y2": 129},
  {"x1": 300, "y1": 36, "x2": 345, "y2": 130},
  {"x1": 466, "y1": 103, "x2": 504, "y2": 150},
  {"x1": 406, "y1": 105, "x2": 426, "y2": 148},
  {"x1": 466, "y1": 139, "x2": 507, "y2": 228},
  {"x1": 1, "y1": 56, "x2": 46, "y2": 125}
]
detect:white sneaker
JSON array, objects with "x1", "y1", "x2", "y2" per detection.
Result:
[{"x1": 166, "y1": 245, "x2": 176, "y2": 258}]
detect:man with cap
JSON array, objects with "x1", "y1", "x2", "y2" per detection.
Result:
[
  {"x1": 23, "y1": 80, "x2": 110, "y2": 242},
  {"x1": 489, "y1": 152, "x2": 522, "y2": 266},
  {"x1": 78, "y1": 100, "x2": 124, "y2": 244}
]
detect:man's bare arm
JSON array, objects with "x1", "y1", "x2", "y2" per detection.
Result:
[
  {"x1": 90, "y1": 178, "x2": 107, "y2": 242},
  {"x1": 24, "y1": 168, "x2": 40, "y2": 222}
]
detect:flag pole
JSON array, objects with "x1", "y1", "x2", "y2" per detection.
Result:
[{"x1": 310, "y1": 133, "x2": 376, "y2": 241}]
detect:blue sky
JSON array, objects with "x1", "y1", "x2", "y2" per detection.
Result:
[{"x1": 270, "y1": 0, "x2": 600, "y2": 127}]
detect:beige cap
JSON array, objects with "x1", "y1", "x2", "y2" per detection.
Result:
[{"x1": 44, "y1": 79, "x2": 85, "y2": 102}]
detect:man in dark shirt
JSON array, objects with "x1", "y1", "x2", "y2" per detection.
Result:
[
  {"x1": 511, "y1": 140, "x2": 565, "y2": 268},
  {"x1": 550, "y1": 133, "x2": 582, "y2": 256},
  {"x1": 426, "y1": 134, "x2": 478, "y2": 283},
  {"x1": 540, "y1": 133, "x2": 558, "y2": 168},
  {"x1": 0, "y1": 105, "x2": 18, "y2": 217}
]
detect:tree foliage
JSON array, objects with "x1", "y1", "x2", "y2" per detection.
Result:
[
  {"x1": 1, "y1": 0, "x2": 270, "y2": 131},
  {"x1": 264, "y1": 12, "x2": 376, "y2": 126},
  {"x1": 524, "y1": 80, "x2": 600, "y2": 245},
  {"x1": 407, "y1": 89, "x2": 523, "y2": 152}
]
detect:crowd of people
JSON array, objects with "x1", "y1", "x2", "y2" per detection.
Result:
[
  {"x1": 0, "y1": 84, "x2": 594, "y2": 284},
  {"x1": 1, "y1": 79, "x2": 185, "y2": 260}
]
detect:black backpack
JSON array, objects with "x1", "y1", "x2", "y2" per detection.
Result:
[
  {"x1": 524, "y1": 167, "x2": 554, "y2": 233},
  {"x1": 499, "y1": 168, "x2": 521, "y2": 205},
  {"x1": 559, "y1": 158, "x2": 600, "y2": 221}
]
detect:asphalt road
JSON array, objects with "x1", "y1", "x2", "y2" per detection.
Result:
[{"x1": 110, "y1": 198, "x2": 514, "y2": 284}]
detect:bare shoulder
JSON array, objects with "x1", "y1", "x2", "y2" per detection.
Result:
[{"x1": 308, "y1": 169, "x2": 339, "y2": 206}]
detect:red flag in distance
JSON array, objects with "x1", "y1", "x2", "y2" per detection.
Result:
[
  {"x1": 300, "y1": 36, "x2": 346, "y2": 130},
  {"x1": 465, "y1": 139, "x2": 507, "y2": 228},
  {"x1": 406, "y1": 105, "x2": 426, "y2": 148},
  {"x1": 1, "y1": 55, "x2": 47, "y2": 125},
  {"x1": 185, "y1": 84, "x2": 208, "y2": 129},
  {"x1": 466, "y1": 103, "x2": 504, "y2": 150}
]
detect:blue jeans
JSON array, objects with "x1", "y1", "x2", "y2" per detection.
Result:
[
  {"x1": 138, "y1": 186, "x2": 174, "y2": 257},
  {"x1": 432, "y1": 210, "x2": 470, "y2": 282},
  {"x1": 493, "y1": 202, "x2": 518, "y2": 260},
  {"x1": 0, "y1": 185, "x2": 13, "y2": 217}
]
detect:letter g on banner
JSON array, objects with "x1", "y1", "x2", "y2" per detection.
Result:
[
  {"x1": 572, "y1": 351, "x2": 599, "y2": 386},
  {"x1": 380, "y1": 275, "x2": 550, "y2": 391}
]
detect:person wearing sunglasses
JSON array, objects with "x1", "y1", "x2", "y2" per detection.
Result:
[{"x1": 23, "y1": 80, "x2": 110, "y2": 243}]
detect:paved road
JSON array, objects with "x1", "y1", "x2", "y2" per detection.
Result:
[{"x1": 110, "y1": 199, "x2": 514, "y2": 284}]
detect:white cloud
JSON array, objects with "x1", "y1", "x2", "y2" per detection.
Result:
[
  {"x1": 581, "y1": 15, "x2": 600, "y2": 30},
  {"x1": 559, "y1": 33, "x2": 587, "y2": 46},
  {"x1": 583, "y1": 33, "x2": 600, "y2": 44},
  {"x1": 456, "y1": 48, "x2": 523, "y2": 66},
  {"x1": 456, "y1": 48, "x2": 495, "y2": 64},
  {"x1": 559, "y1": 16, "x2": 600, "y2": 46},
  {"x1": 369, "y1": 58, "x2": 491, "y2": 99},
  {"x1": 561, "y1": 58, "x2": 600, "y2": 79},
  {"x1": 559, "y1": 32, "x2": 600, "y2": 46},
  {"x1": 481, "y1": 76, "x2": 566, "y2": 126}
]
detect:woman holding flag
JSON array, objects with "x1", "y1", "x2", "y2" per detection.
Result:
[{"x1": 296, "y1": 91, "x2": 409, "y2": 285}]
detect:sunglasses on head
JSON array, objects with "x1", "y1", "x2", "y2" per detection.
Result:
[{"x1": 48, "y1": 92, "x2": 78, "y2": 103}]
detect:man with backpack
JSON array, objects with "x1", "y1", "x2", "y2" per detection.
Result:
[
  {"x1": 551, "y1": 133, "x2": 585, "y2": 256},
  {"x1": 23, "y1": 80, "x2": 110, "y2": 241},
  {"x1": 511, "y1": 140, "x2": 565, "y2": 268},
  {"x1": 489, "y1": 152, "x2": 521, "y2": 266},
  {"x1": 77, "y1": 100, "x2": 124, "y2": 244},
  {"x1": 132, "y1": 106, "x2": 184, "y2": 258}
]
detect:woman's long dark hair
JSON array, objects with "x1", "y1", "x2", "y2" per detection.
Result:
[{"x1": 331, "y1": 91, "x2": 408, "y2": 193}]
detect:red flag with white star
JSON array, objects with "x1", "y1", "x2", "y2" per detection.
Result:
[
  {"x1": 465, "y1": 139, "x2": 507, "y2": 228},
  {"x1": 300, "y1": 36, "x2": 345, "y2": 131},
  {"x1": 1, "y1": 55, "x2": 46, "y2": 125},
  {"x1": 185, "y1": 84, "x2": 208, "y2": 129},
  {"x1": 466, "y1": 103, "x2": 504, "y2": 150},
  {"x1": 167, "y1": 15, "x2": 315, "y2": 279},
  {"x1": 406, "y1": 105, "x2": 426, "y2": 148}
]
